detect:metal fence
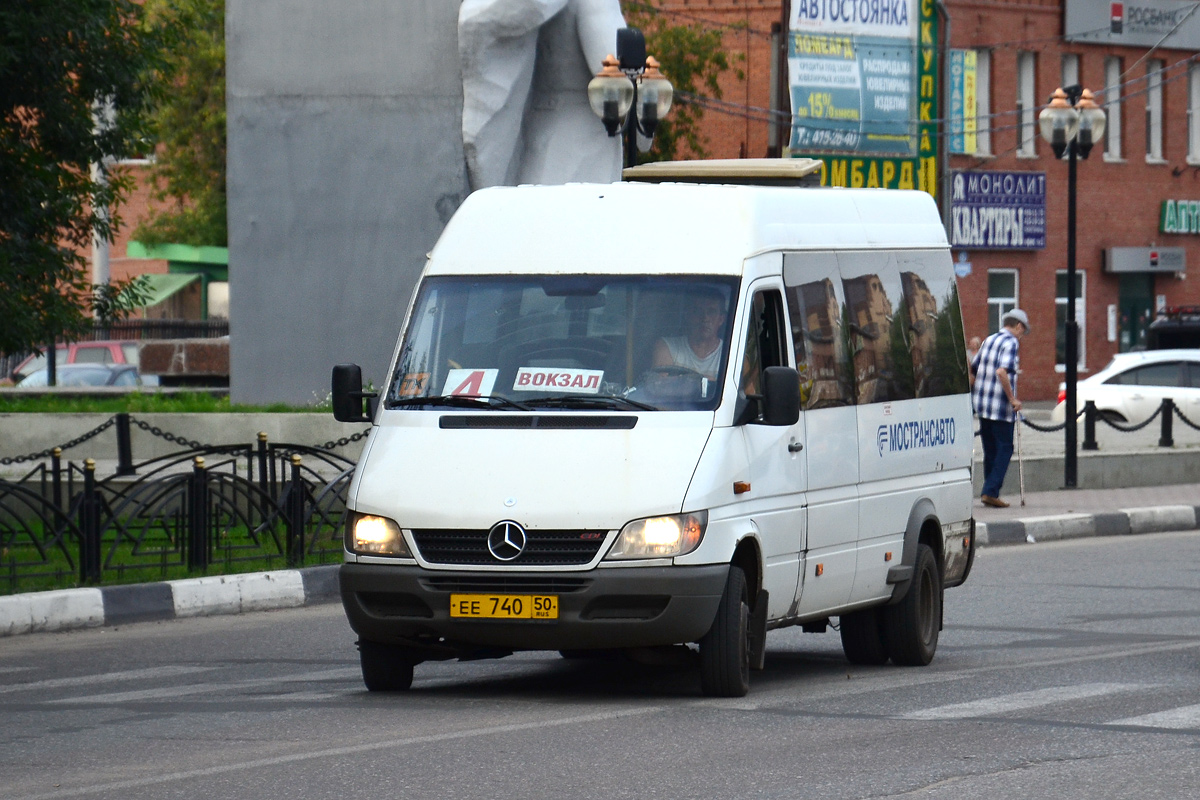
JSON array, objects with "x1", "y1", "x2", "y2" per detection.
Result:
[{"x1": 0, "y1": 420, "x2": 356, "y2": 594}]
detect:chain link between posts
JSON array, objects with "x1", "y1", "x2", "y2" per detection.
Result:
[
  {"x1": 1098, "y1": 404, "x2": 1163, "y2": 433},
  {"x1": 0, "y1": 417, "x2": 117, "y2": 465},
  {"x1": 127, "y1": 415, "x2": 211, "y2": 450},
  {"x1": 316, "y1": 429, "x2": 371, "y2": 450},
  {"x1": 1174, "y1": 403, "x2": 1200, "y2": 432}
]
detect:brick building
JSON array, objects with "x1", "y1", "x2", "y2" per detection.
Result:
[{"x1": 639, "y1": 0, "x2": 1200, "y2": 399}]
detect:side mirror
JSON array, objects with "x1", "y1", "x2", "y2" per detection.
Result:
[
  {"x1": 332, "y1": 364, "x2": 378, "y2": 423},
  {"x1": 761, "y1": 366, "x2": 801, "y2": 426}
]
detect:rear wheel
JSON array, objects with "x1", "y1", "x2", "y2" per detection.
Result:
[
  {"x1": 839, "y1": 607, "x2": 889, "y2": 665},
  {"x1": 358, "y1": 640, "x2": 415, "y2": 691},
  {"x1": 882, "y1": 544, "x2": 941, "y2": 666},
  {"x1": 699, "y1": 565, "x2": 751, "y2": 697}
]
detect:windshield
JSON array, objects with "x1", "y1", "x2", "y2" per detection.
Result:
[{"x1": 387, "y1": 275, "x2": 740, "y2": 411}]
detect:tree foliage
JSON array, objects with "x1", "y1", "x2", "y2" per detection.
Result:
[
  {"x1": 0, "y1": 0, "x2": 159, "y2": 356},
  {"x1": 624, "y1": 1, "x2": 743, "y2": 162},
  {"x1": 134, "y1": 0, "x2": 226, "y2": 247}
]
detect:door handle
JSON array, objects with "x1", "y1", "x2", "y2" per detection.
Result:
[{"x1": 788, "y1": 441, "x2": 804, "y2": 453}]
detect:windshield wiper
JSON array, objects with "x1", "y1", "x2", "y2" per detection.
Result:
[
  {"x1": 389, "y1": 394, "x2": 532, "y2": 411},
  {"x1": 523, "y1": 394, "x2": 655, "y2": 411}
]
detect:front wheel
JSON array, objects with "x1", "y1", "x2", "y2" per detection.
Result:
[
  {"x1": 882, "y1": 544, "x2": 942, "y2": 666},
  {"x1": 358, "y1": 640, "x2": 415, "y2": 691},
  {"x1": 699, "y1": 565, "x2": 751, "y2": 697}
]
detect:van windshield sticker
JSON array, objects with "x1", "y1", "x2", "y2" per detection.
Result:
[
  {"x1": 442, "y1": 369, "x2": 499, "y2": 397},
  {"x1": 877, "y1": 417, "x2": 957, "y2": 457},
  {"x1": 513, "y1": 367, "x2": 604, "y2": 394},
  {"x1": 397, "y1": 373, "x2": 430, "y2": 396}
]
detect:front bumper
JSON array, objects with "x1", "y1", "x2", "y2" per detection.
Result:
[{"x1": 339, "y1": 562, "x2": 729, "y2": 658}]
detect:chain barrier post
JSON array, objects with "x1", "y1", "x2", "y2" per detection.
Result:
[
  {"x1": 79, "y1": 459, "x2": 102, "y2": 583},
  {"x1": 1082, "y1": 401, "x2": 1098, "y2": 451},
  {"x1": 187, "y1": 457, "x2": 210, "y2": 572},
  {"x1": 115, "y1": 413, "x2": 136, "y2": 476},
  {"x1": 1159, "y1": 398, "x2": 1175, "y2": 448},
  {"x1": 286, "y1": 454, "x2": 305, "y2": 568},
  {"x1": 257, "y1": 432, "x2": 270, "y2": 493},
  {"x1": 51, "y1": 447, "x2": 63, "y2": 511}
]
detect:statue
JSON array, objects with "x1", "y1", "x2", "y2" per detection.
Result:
[{"x1": 459, "y1": 0, "x2": 625, "y2": 189}]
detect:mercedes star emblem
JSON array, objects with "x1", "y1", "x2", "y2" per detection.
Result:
[{"x1": 487, "y1": 520, "x2": 527, "y2": 561}]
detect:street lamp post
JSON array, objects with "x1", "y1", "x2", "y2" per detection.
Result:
[
  {"x1": 587, "y1": 27, "x2": 673, "y2": 168},
  {"x1": 1039, "y1": 85, "x2": 1106, "y2": 489}
]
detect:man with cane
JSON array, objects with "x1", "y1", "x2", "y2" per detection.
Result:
[{"x1": 970, "y1": 309, "x2": 1029, "y2": 508}]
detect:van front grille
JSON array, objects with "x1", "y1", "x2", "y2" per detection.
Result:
[{"x1": 409, "y1": 528, "x2": 606, "y2": 566}]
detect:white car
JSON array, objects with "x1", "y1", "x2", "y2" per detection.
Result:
[{"x1": 1050, "y1": 349, "x2": 1200, "y2": 424}]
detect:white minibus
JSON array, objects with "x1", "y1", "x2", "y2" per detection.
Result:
[{"x1": 332, "y1": 172, "x2": 976, "y2": 697}]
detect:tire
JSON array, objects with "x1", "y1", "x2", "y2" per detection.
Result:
[
  {"x1": 699, "y1": 565, "x2": 751, "y2": 697},
  {"x1": 882, "y1": 544, "x2": 942, "y2": 666},
  {"x1": 1098, "y1": 409, "x2": 1126, "y2": 424},
  {"x1": 839, "y1": 607, "x2": 889, "y2": 665},
  {"x1": 358, "y1": 640, "x2": 415, "y2": 691}
]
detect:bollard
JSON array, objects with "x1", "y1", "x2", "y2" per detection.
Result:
[
  {"x1": 187, "y1": 457, "x2": 210, "y2": 571},
  {"x1": 51, "y1": 447, "x2": 63, "y2": 511},
  {"x1": 1159, "y1": 398, "x2": 1175, "y2": 448},
  {"x1": 114, "y1": 413, "x2": 136, "y2": 476},
  {"x1": 79, "y1": 459, "x2": 102, "y2": 583},
  {"x1": 256, "y1": 432, "x2": 270, "y2": 492},
  {"x1": 1082, "y1": 400, "x2": 1098, "y2": 451},
  {"x1": 286, "y1": 454, "x2": 305, "y2": 568}
]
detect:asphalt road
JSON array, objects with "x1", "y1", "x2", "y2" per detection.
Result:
[{"x1": 2, "y1": 531, "x2": 1199, "y2": 800}]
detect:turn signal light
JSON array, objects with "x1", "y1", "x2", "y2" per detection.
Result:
[{"x1": 815, "y1": 563, "x2": 824, "y2": 576}]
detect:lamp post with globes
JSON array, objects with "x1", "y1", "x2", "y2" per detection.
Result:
[
  {"x1": 1038, "y1": 85, "x2": 1106, "y2": 488},
  {"x1": 587, "y1": 27, "x2": 674, "y2": 168}
]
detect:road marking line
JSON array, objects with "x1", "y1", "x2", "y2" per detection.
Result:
[
  {"x1": 47, "y1": 667, "x2": 359, "y2": 704},
  {"x1": 7, "y1": 706, "x2": 661, "y2": 800},
  {"x1": 1107, "y1": 702, "x2": 1200, "y2": 729},
  {"x1": 897, "y1": 683, "x2": 1144, "y2": 720},
  {"x1": 0, "y1": 665, "x2": 213, "y2": 695}
]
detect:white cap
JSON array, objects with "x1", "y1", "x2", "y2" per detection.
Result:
[{"x1": 1003, "y1": 308, "x2": 1030, "y2": 331}]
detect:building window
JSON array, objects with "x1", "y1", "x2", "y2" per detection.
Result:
[
  {"x1": 1056, "y1": 271, "x2": 1086, "y2": 370},
  {"x1": 1147, "y1": 59, "x2": 1165, "y2": 162},
  {"x1": 1189, "y1": 61, "x2": 1200, "y2": 163},
  {"x1": 1017, "y1": 52, "x2": 1036, "y2": 157},
  {"x1": 987, "y1": 270, "x2": 1018, "y2": 334},
  {"x1": 1104, "y1": 57, "x2": 1123, "y2": 161},
  {"x1": 1061, "y1": 54, "x2": 1079, "y2": 89}
]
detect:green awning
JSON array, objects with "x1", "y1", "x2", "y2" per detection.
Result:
[{"x1": 137, "y1": 273, "x2": 201, "y2": 307}]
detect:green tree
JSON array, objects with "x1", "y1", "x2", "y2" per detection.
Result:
[
  {"x1": 0, "y1": 0, "x2": 160, "y2": 358},
  {"x1": 134, "y1": 0, "x2": 226, "y2": 247},
  {"x1": 624, "y1": 1, "x2": 743, "y2": 162}
]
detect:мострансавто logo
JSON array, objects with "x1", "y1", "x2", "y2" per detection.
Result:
[{"x1": 877, "y1": 418, "x2": 956, "y2": 456}]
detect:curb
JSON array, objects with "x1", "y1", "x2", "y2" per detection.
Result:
[
  {"x1": 976, "y1": 504, "x2": 1200, "y2": 545},
  {"x1": 4, "y1": 504, "x2": 1199, "y2": 638},
  {"x1": 0, "y1": 565, "x2": 339, "y2": 637}
]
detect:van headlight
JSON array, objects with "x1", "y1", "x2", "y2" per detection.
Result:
[
  {"x1": 605, "y1": 511, "x2": 707, "y2": 560},
  {"x1": 345, "y1": 512, "x2": 411, "y2": 557}
]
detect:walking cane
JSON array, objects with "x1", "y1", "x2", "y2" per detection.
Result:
[{"x1": 1017, "y1": 413, "x2": 1026, "y2": 507}]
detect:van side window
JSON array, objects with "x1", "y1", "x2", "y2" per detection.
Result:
[
  {"x1": 839, "y1": 255, "x2": 915, "y2": 404},
  {"x1": 898, "y1": 255, "x2": 970, "y2": 397},
  {"x1": 740, "y1": 289, "x2": 788, "y2": 398},
  {"x1": 784, "y1": 277, "x2": 853, "y2": 409}
]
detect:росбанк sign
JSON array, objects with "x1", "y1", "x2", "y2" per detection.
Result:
[{"x1": 949, "y1": 170, "x2": 1045, "y2": 250}]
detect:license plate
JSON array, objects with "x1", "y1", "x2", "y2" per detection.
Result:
[{"x1": 450, "y1": 593, "x2": 558, "y2": 620}]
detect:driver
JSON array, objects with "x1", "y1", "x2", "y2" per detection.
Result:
[{"x1": 651, "y1": 290, "x2": 728, "y2": 381}]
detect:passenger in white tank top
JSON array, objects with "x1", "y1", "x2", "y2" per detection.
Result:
[{"x1": 651, "y1": 293, "x2": 728, "y2": 381}]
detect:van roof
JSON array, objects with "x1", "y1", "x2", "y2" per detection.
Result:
[{"x1": 427, "y1": 182, "x2": 948, "y2": 277}]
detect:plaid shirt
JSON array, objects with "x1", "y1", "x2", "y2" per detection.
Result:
[{"x1": 971, "y1": 329, "x2": 1020, "y2": 421}]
